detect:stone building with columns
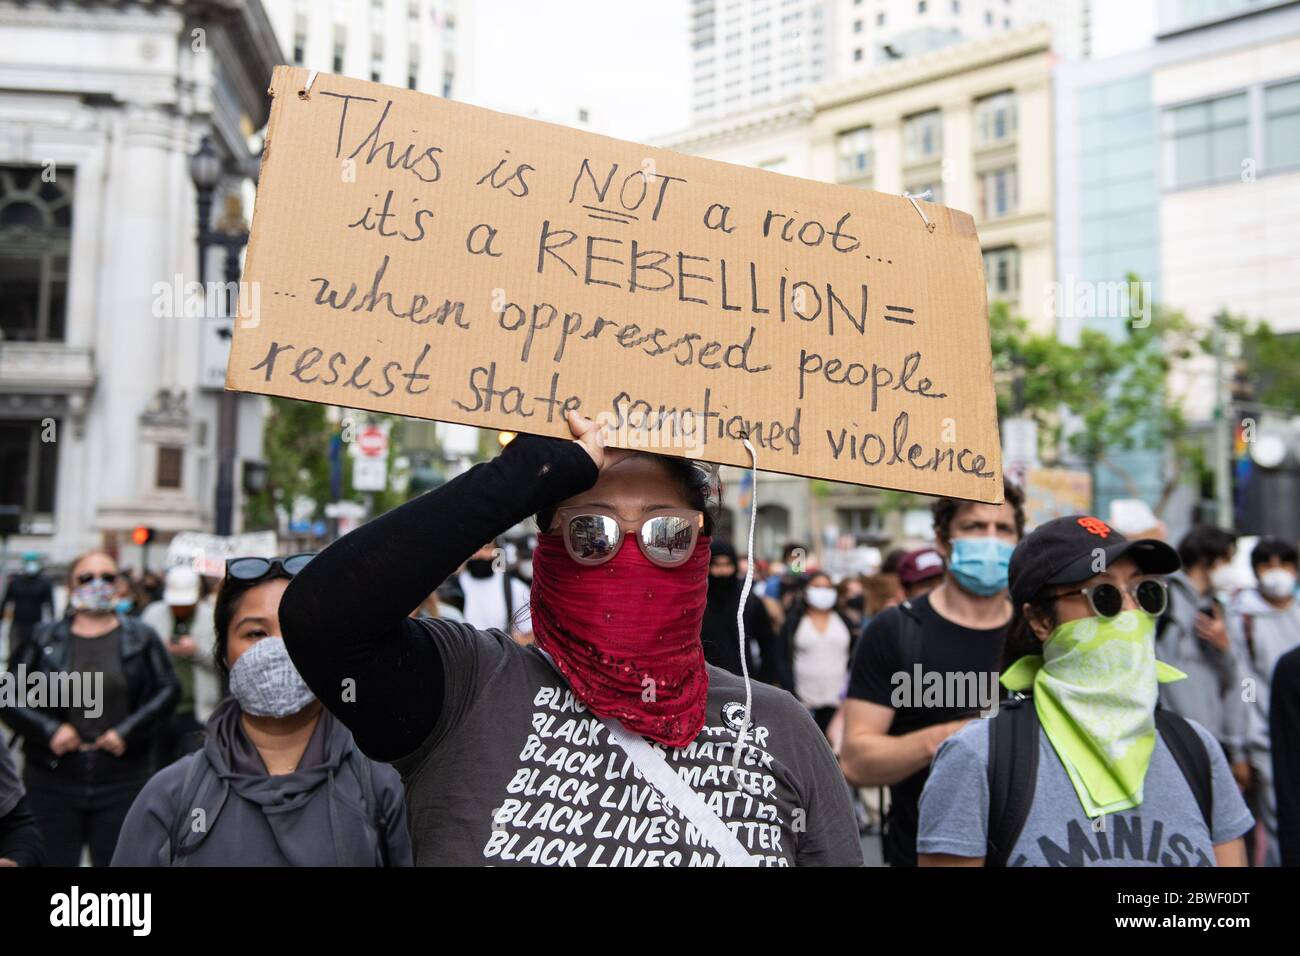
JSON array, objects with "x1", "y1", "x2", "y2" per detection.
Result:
[{"x1": 0, "y1": 0, "x2": 281, "y2": 568}]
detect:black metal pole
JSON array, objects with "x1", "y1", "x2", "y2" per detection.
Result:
[
  {"x1": 214, "y1": 239, "x2": 242, "y2": 536},
  {"x1": 195, "y1": 185, "x2": 212, "y2": 287}
]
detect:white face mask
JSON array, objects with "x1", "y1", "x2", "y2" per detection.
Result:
[
  {"x1": 1209, "y1": 564, "x2": 1238, "y2": 594},
  {"x1": 1260, "y1": 569, "x2": 1297, "y2": 600},
  {"x1": 805, "y1": 586, "x2": 838, "y2": 611}
]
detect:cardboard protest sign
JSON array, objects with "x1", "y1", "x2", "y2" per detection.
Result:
[
  {"x1": 1022, "y1": 468, "x2": 1093, "y2": 529},
  {"x1": 227, "y1": 66, "x2": 1003, "y2": 502}
]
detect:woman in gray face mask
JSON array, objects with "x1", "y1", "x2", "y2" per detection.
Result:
[{"x1": 111, "y1": 555, "x2": 412, "y2": 867}]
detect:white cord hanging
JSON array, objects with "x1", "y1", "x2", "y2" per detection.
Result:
[{"x1": 730, "y1": 436, "x2": 759, "y2": 778}]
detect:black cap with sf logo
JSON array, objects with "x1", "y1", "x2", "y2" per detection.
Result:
[{"x1": 1008, "y1": 514, "x2": 1181, "y2": 608}]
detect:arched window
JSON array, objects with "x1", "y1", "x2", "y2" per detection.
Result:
[{"x1": 0, "y1": 166, "x2": 74, "y2": 342}]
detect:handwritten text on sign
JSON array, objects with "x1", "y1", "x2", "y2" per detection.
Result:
[{"x1": 227, "y1": 67, "x2": 1003, "y2": 502}]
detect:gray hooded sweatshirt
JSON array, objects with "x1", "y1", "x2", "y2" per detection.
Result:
[
  {"x1": 1229, "y1": 588, "x2": 1300, "y2": 760},
  {"x1": 111, "y1": 698, "x2": 412, "y2": 866},
  {"x1": 1156, "y1": 571, "x2": 1248, "y2": 758}
]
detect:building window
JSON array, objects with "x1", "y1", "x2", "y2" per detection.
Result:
[
  {"x1": 975, "y1": 91, "x2": 1017, "y2": 146},
  {"x1": 918, "y1": 0, "x2": 927, "y2": 12},
  {"x1": 979, "y1": 165, "x2": 1018, "y2": 218},
  {"x1": 835, "y1": 506, "x2": 882, "y2": 538},
  {"x1": 1162, "y1": 92, "x2": 1248, "y2": 188},
  {"x1": 0, "y1": 420, "x2": 58, "y2": 517},
  {"x1": 905, "y1": 180, "x2": 944, "y2": 205},
  {"x1": 0, "y1": 167, "x2": 73, "y2": 343},
  {"x1": 156, "y1": 447, "x2": 183, "y2": 490},
  {"x1": 853, "y1": 46, "x2": 863, "y2": 61},
  {"x1": 370, "y1": 34, "x2": 384, "y2": 82},
  {"x1": 332, "y1": 26, "x2": 346, "y2": 73},
  {"x1": 1265, "y1": 79, "x2": 1300, "y2": 171},
  {"x1": 877, "y1": 12, "x2": 885, "y2": 26},
  {"x1": 904, "y1": 109, "x2": 943, "y2": 163},
  {"x1": 837, "y1": 126, "x2": 873, "y2": 180},
  {"x1": 983, "y1": 246, "x2": 1020, "y2": 301}
]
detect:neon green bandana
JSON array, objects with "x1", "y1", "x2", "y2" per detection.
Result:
[{"x1": 1001, "y1": 610, "x2": 1186, "y2": 818}]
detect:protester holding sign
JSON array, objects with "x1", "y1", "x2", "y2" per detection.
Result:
[
  {"x1": 278, "y1": 411, "x2": 861, "y2": 866},
  {"x1": 917, "y1": 516, "x2": 1252, "y2": 867}
]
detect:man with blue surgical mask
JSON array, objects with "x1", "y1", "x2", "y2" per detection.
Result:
[{"x1": 841, "y1": 482, "x2": 1024, "y2": 866}]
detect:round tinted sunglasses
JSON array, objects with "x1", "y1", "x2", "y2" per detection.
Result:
[
  {"x1": 225, "y1": 553, "x2": 316, "y2": 582},
  {"x1": 1051, "y1": 578, "x2": 1168, "y2": 619},
  {"x1": 75, "y1": 571, "x2": 118, "y2": 586},
  {"x1": 552, "y1": 507, "x2": 703, "y2": 568}
]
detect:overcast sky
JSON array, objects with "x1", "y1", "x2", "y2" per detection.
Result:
[
  {"x1": 457, "y1": 0, "x2": 692, "y2": 141},
  {"x1": 458, "y1": 0, "x2": 1158, "y2": 143}
]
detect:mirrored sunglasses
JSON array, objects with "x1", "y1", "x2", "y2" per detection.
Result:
[{"x1": 555, "y1": 508, "x2": 703, "y2": 568}]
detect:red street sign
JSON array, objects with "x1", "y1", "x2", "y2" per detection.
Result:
[{"x1": 356, "y1": 425, "x2": 388, "y2": 458}]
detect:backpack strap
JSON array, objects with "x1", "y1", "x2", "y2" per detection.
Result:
[
  {"x1": 895, "y1": 600, "x2": 925, "y2": 670},
  {"x1": 169, "y1": 749, "x2": 215, "y2": 864},
  {"x1": 1155, "y1": 709, "x2": 1213, "y2": 831},
  {"x1": 985, "y1": 695, "x2": 1040, "y2": 867},
  {"x1": 345, "y1": 740, "x2": 391, "y2": 867},
  {"x1": 1241, "y1": 614, "x2": 1256, "y2": 668}
]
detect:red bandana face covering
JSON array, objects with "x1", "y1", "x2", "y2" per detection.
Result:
[{"x1": 529, "y1": 529, "x2": 712, "y2": 748}]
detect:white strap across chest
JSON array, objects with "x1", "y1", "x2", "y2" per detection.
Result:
[{"x1": 533, "y1": 648, "x2": 759, "y2": 867}]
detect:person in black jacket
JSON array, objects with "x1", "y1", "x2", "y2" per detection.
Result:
[
  {"x1": 1, "y1": 550, "x2": 179, "y2": 866},
  {"x1": 1272, "y1": 643, "x2": 1300, "y2": 867},
  {"x1": 701, "y1": 539, "x2": 778, "y2": 684},
  {"x1": 0, "y1": 741, "x2": 43, "y2": 866},
  {"x1": 3, "y1": 552, "x2": 54, "y2": 668}
]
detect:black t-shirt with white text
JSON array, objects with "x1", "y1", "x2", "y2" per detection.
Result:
[{"x1": 846, "y1": 593, "x2": 1006, "y2": 866}]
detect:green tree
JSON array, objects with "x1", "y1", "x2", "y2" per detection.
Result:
[
  {"x1": 244, "y1": 397, "x2": 335, "y2": 530},
  {"x1": 988, "y1": 282, "x2": 1209, "y2": 515}
]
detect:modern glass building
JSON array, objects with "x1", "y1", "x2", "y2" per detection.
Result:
[{"x1": 1055, "y1": 0, "x2": 1300, "y2": 534}]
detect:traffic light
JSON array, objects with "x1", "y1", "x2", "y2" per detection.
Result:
[{"x1": 131, "y1": 526, "x2": 155, "y2": 546}]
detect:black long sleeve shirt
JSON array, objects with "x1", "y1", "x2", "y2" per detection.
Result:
[
  {"x1": 280, "y1": 434, "x2": 597, "y2": 762},
  {"x1": 1272, "y1": 644, "x2": 1300, "y2": 867}
]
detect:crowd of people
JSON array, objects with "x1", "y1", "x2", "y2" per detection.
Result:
[{"x1": 2, "y1": 411, "x2": 1298, "y2": 867}]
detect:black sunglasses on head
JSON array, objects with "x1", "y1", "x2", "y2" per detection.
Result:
[{"x1": 225, "y1": 553, "x2": 316, "y2": 582}]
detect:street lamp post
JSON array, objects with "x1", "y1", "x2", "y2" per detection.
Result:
[{"x1": 189, "y1": 135, "x2": 249, "y2": 537}]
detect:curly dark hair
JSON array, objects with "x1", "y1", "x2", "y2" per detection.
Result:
[
  {"x1": 534, "y1": 452, "x2": 717, "y2": 536},
  {"x1": 931, "y1": 478, "x2": 1026, "y2": 544}
]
